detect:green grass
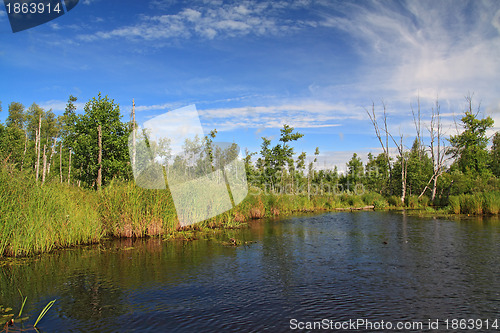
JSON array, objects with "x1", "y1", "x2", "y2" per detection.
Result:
[
  {"x1": 446, "y1": 192, "x2": 500, "y2": 215},
  {"x1": 449, "y1": 196, "x2": 461, "y2": 214},
  {"x1": 483, "y1": 191, "x2": 500, "y2": 215},
  {"x1": 98, "y1": 180, "x2": 178, "y2": 237},
  {"x1": 1, "y1": 166, "x2": 498, "y2": 258},
  {"x1": 0, "y1": 168, "x2": 102, "y2": 257}
]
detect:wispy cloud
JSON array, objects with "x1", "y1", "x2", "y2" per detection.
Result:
[
  {"x1": 134, "y1": 99, "x2": 362, "y2": 131},
  {"x1": 134, "y1": 102, "x2": 179, "y2": 112},
  {"x1": 317, "y1": 0, "x2": 500, "y2": 106},
  {"x1": 39, "y1": 100, "x2": 85, "y2": 113},
  {"x1": 78, "y1": 0, "x2": 310, "y2": 41},
  {"x1": 149, "y1": 0, "x2": 177, "y2": 11},
  {"x1": 49, "y1": 23, "x2": 62, "y2": 30},
  {"x1": 198, "y1": 100, "x2": 363, "y2": 130}
]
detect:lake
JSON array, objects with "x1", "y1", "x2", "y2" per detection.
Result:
[{"x1": 1, "y1": 211, "x2": 499, "y2": 332}]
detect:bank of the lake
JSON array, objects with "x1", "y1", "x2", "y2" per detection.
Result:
[{"x1": 1, "y1": 167, "x2": 499, "y2": 258}]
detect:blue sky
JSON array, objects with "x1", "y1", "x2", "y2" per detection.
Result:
[{"x1": 1, "y1": 0, "x2": 500, "y2": 172}]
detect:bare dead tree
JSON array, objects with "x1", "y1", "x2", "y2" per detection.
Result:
[
  {"x1": 21, "y1": 131, "x2": 28, "y2": 172},
  {"x1": 365, "y1": 101, "x2": 392, "y2": 176},
  {"x1": 35, "y1": 112, "x2": 42, "y2": 181},
  {"x1": 418, "y1": 98, "x2": 451, "y2": 200},
  {"x1": 67, "y1": 148, "x2": 72, "y2": 185},
  {"x1": 131, "y1": 99, "x2": 136, "y2": 172},
  {"x1": 97, "y1": 125, "x2": 102, "y2": 190},
  {"x1": 46, "y1": 137, "x2": 57, "y2": 180},
  {"x1": 387, "y1": 131, "x2": 408, "y2": 204},
  {"x1": 41, "y1": 144, "x2": 47, "y2": 184},
  {"x1": 60, "y1": 142, "x2": 63, "y2": 183},
  {"x1": 411, "y1": 96, "x2": 422, "y2": 158},
  {"x1": 97, "y1": 124, "x2": 102, "y2": 190}
]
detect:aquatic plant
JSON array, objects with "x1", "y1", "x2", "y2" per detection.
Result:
[{"x1": 0, "y1": 290, "x2": 55, "y2": 332}]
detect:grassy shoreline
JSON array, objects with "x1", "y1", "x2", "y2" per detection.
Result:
[{"x1": 1, "y1": 168, "x2": 499, "y2": 258}]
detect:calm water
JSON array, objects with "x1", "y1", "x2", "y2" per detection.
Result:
[{"x1": 1, "y1": 211, "x2": 500, "y2": 332}]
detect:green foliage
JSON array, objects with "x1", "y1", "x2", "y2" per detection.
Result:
[
  {"x1": 6, "y1": 102, "x2": 25, "y2": 130},
  {"x1": 98, "y1": 180, "x2": 177, "y2": 237},
  {"x1": 448, "y1": 196, "x2": 461, "y2": 214},
  {"x1": 373, "y1": 199, "x2": 388, "y2": 209},
  {"x1": 490, "y1": 132, "x2": 500, "y2": 177},
  {"x1": 346, "y1": 153, "x2": 363, "y2": 184},
  {"x1": 71, "y1": 93, "x2": 131, "y2": 188},
  {"x1": 1, "y1": 93, "x2": 500, "y2": 261},
  {"x1": 0, "y1": 290, "x2": 55, "y2": 330},
  {"x1": 387, "y1": 195, "x2": 403, "y2": 207},
  {"x1": 364, "y1": 152, "x2": 390, "y2": 194},
  {"x1": 482, "y1": 192, "x2": 500, "y2": 215},
  {"x1": 0, "y1": 124, "x2": 25, "y2": 167},
  {"x1": 448, "y1": 97, "x2": 494, "y2": 176},
  {"x1": 405, "y1": 195, "x2": 419, "y2": 208},
  {"x1": 347, "y1": 195, "x2": 364, "y2": 207},
  {"x1": 257, "y1": 125, "x2": 304, "y2": 191},
  {"x1": 0, "y1": 168, "x2": 103, "y2": 257},
  {"x1": 361, "y1": 192, "x2": 384, "y2": 205},
  {"x1": 459, "y1": 194, "x2": 483, "y2": 215},
  {"x1": 406, "y1": 138, "x2": 433, "y2": 196},
  {"x1": 418, "y1": 195, "x2": 430, "y2": 207}
]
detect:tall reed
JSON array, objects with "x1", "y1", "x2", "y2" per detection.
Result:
[{"x1": 0, "y1": 168, "x2": 102, "y2": 257}]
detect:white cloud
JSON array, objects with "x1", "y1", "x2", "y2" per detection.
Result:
[
  {"x1": 39, "y1": 100, "x2": 85, "y2": 113},
  {"x1": 134, "y1": 102, "x2": 178, "y2": 112},
  {"x1": 493, "y1": 9, "x2": 500, "y2": 33},
  {"x1": 136, "y1": 99, "x2": 364, "y2": 131},
  {"x1": 318, "y1": 0, "x2": 500, "y2": 110},
  {"x1": 150, "y1": 0, "x2": 176, "y2": 10},
  {"x1": 78, "y1": 0, "x2": 309, "y2": 41},
  {"x1": 50, "y1": 23, "x2": 62, "y2": 30},
  {"x1": 198, "y1": 100, "x2": 363, "y2": 130}
]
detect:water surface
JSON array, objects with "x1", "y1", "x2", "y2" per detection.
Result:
[{"x1": 1, "y1": 211, "x2": 499, "y2": 332}]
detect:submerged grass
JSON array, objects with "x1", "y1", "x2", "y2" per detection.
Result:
[{"x1": 1, "y1": 289, "x2": 55, "y2": 332}]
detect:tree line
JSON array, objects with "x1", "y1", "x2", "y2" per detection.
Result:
[
  {"x1": 0, "y1": 93, "x2": 130, "y2": 189},
  {"x1": 243, "y1": 95, "x2": 499, "y2": 205},
  {"x1": 0, "y1": 93, "x2": 499, "y2": 205}
]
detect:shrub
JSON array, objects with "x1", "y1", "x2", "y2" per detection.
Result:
[
  {"x1": 347, "y1": 195, "x2": 364, "y2": 207},
  {"x1": 405, "y1": 195, "x2": 419, "y2": 208},
  {"x1": 448, "y1": 196, "x2": 461, "y2": 214},
  {"x1": 387, "y1": 195, "x2": 403, "y2": 207},
  {"x1": 361, "y1": 192, "x2": 385, "y2": 205},
  {"x1": 373, "y1": 199, "x2": 388, "y2": 209},
  {"x1": 418, "y1": 195, "x2": 430, "y2": 207}
]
